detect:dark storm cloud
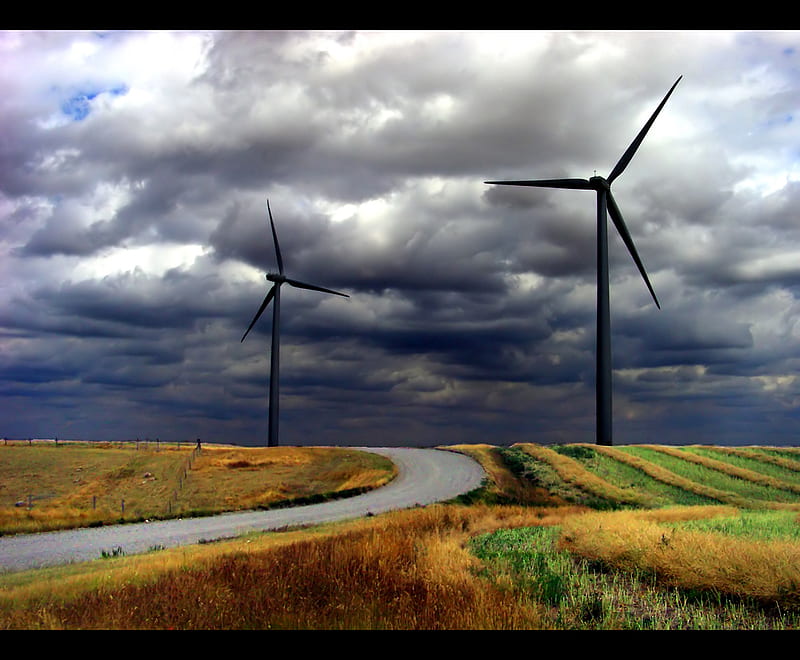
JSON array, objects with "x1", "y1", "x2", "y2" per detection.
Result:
[
  {"x1": 3, "y1": 30, "x2": 800, "y2": 446},
  {"x1": 21, "y1": 269, "x2": 226, "y2": 331}
]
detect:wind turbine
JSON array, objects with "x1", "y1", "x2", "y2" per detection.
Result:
[
  {"x1": 241, "y1": 200, "x2": 349, "y2": 447},
  {"x1": 486, "y1": 76, "x2": 681, "y2": 446}
]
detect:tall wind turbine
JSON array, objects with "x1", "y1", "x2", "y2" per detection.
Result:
[
  {"x1": 486, "y1": 76, "x2": 681, "y2": 446},
  {"x1": 241, "y1": 200, "x2": 349, "y2": 447}
]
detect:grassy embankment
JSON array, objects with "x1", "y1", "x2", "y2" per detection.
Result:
[{"x1": 2, "y1": 441, "x2": 800, "y2": 629}]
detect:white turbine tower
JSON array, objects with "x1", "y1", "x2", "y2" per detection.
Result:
[{"x1": 241, "y1": 200, "x2": 349, "y2": 447}]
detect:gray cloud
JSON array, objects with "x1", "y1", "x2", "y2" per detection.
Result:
[{"x1": 2, "y1": 30, "x2": 800, "y2": 447}]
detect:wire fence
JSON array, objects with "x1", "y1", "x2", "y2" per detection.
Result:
[
  {"x1": 1, "y1": 437, "x2": 201, "y2": 450},
  {"x1": 166, "y1": 444, "x2": 201, "y2": 515},
  {"x1": 3, "y1": 438, "x2": 204, "y2": 518}
]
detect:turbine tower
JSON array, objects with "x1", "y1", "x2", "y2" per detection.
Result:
[
  {"x1": 486, "y1": 76, "x2": 681, "y2": 446},
  {"x1": 241, "y1": 200, "x2": 349, "y2": 447}
]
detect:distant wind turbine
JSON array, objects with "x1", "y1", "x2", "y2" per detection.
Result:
[
  {"x1": 486, "y1": 76, "x2": 682, "y2": 446},
  {"x1": 241, "y1": 200, "x2": 349, "y2": 447}
]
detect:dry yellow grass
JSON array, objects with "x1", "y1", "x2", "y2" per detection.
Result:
[
  {"x1": 6, "y1": 441, "x2": 800, "y2": 629},
  {"x1": 178, "y1": 445, "x2": 396, "y2": 513},
  {"x1": 0, "y1": 444, "x2": 194, "y2": 533},
  {"x1": 558, "y1": 506, "x2": 800, "y2": 606},
  {"x1": 0, "y1": 444, "x2": 396, "y2": 534},
  {"x1": 0, "y1": 528, "x2": 319, "y2": 609},
  {"x1": 515, "y1": 443, "x2": 654, "y2": 507},
  {"x1": 0, "y1": 504, "x2": 585, "y2": 629}
]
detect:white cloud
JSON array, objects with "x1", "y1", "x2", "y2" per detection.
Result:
[{"x1": 72, "y1": 243, "x2": 209, "y2": 280}]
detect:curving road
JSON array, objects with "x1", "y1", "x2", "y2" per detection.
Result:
[{"x1": 0, "y1": 447, "x2": 485, "y2": 574}]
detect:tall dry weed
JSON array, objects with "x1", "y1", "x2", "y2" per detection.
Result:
[
  {"x1": 558, "y1": 507, "x2": 800, "y2": 607},
  {"x1": 1, "y1": 505, "x2": 575, "y2": 630}
]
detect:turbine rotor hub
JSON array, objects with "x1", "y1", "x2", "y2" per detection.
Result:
[
  {"x1": 266, "y1": 273, "x2": 286, "y2": 284},
  {"x1": 589, "y1": 175, "x2": 610, "y2": 191}
]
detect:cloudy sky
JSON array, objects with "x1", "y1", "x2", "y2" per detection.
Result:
[{"x1": 2, "y1": 29, "x2": 800, "y2": 448}]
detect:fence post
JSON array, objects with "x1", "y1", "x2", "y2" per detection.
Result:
[{"x1": 92, "y1": 495, "x2": 96, "y2": 510}]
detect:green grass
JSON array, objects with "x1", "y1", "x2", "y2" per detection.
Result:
[
  {"x1": 469, "y1": 525, "x2": 576, "y2": 608},
  {"x1": 668, "y1": 509, "x2": 800, "y2": 542},
  {"x1": 742, "y1": 447, "x2": 800, "y2": 469},
  {"x1": 757, "y1": 447, "x2": 800, "y2": 462},
  {"x1": 469, "y1": 524, "x2": 800, "y2": 629},
  {"x1": 550, "y1": 445, "x2": 720, "y2": 508},
  {"x1": 620, "y1": 446, "x2": 800, "y2": 505},
  {"x1": 687, "y1": 446, "x2": 800, "y2": 485}
]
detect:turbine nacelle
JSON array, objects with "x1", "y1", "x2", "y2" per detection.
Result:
[
  {"x1": 267, "y1": 272, "x2": 286, "y2": 284},
  {"x1": 589, "y1": 176, "x2": 610, "y2": 191}
]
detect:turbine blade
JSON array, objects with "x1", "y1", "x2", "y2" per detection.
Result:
[
  {"x1": 485, "y1": 178, "x2": 593, "y2": 190},
  {"x1": 286, "y1": 278, "x2": 349, "y2": 297},
  {"x1": 267, "y1": 199, "x2": 284, "y2": 275},
  {"x1": 241, "y1": 285, "x2": 277, "y2": 342},
  {"x1": 607, "y1": 76, "x2": 682, "y2": 185},
  {"x1": 607, "y1": 192, "x2": 660, "y2": 309}
]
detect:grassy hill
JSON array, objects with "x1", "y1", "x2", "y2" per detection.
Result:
[
  {"x1": 2, "y1": 440, "x2": 800, "y2": 629},
  {"x1": 448, "y1": 442, "x2": 800, "y2": 509}
]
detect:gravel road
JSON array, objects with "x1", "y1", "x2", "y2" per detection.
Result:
[{"x1": 0, "y1": 447, "x2": 485, "y2": 574}]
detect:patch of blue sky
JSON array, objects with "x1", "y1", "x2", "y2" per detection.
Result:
[
  {"x1": 762, "y1": 113, "x2": 795, "y2": 130},
  {"x1": 60, "y1": 84, "x2": 129, "y2": 121}
]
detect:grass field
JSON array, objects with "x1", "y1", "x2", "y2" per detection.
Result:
[
  {"x1": 2, "y1": 440, "x2": 800, "y2": 629},
  {"x1": 0, "y1": 441, "x2": 396, "y2": 535}
]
